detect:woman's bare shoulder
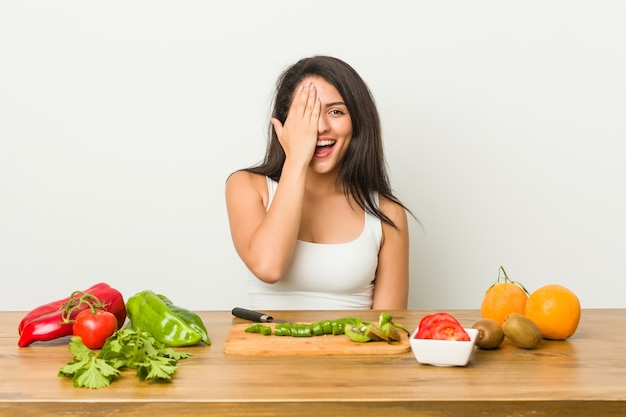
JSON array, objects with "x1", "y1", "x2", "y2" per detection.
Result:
[
  {"x1": 226, "y1": 170, "x2": 265, "y2": 188},
  {"x1": 379, "y1": 196, "x2": 408, "y2": 224},
  {"x1": 226, "y1": 170, "x2": 268, "y2": 205}
]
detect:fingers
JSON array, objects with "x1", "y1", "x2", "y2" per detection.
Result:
[
  {"x1": 270, "y1": 117, "x2": 283, "y2": 138},
  {"x1": 303, "y1": 83, "x2": 320, "y2": 122},
  {"x1": 270, "y1": 117, "x2": 283, "y2": 132},
  {"x1": 310, "y1": 93, "x2": 321, "y2": 122},
  {"x1": 309, "y1": 84, "x2": 321, "y2": 123},
  {"x1": 272, "y1": 80, "x2": 321, "y2": 164},
  {"x1": 292, "y1": 82, "x2": 320, "y2": 122}
]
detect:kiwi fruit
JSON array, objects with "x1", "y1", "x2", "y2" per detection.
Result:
[
  {"x1": 366, "y1": 325, "x2": 387, "y2": 342},
  {"x1": 471, "y1": 318, "x2": 505, "y2": 349},
  {"x1": 502, "y1": 313, "x2": 543, "y2": 349},
  {"x1": 344, "y1": 323, "x2": 372, "y2": 343}
]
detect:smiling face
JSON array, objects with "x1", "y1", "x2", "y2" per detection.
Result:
[{"x1": 296, "y1": 76, "x2": 353, "y2": 176}]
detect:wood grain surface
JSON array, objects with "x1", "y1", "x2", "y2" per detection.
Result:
[
  {"x1": 2, "y1": 309, "x2": 625, "y2": 417},
  {"x1": 223, "y1": 323, "x2": 410, "y2": 355}
]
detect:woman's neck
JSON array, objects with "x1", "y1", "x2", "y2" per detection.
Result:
[{"x1": 305, "y1": 170, "x2": 343, "y2": 195}]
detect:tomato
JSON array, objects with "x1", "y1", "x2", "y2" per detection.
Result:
[
  {"x1": 429, "y1": 320, "x2": 470, "y2": 341},
  {"x1": 416, "y1": 312, "x2": 469, "y2": 341},
  {"x1": 73, "y1": 308, "x2": 118, "y2": 349},
  {"x1": 417, "y1": 312, "x2": 462, "y2": 338}
]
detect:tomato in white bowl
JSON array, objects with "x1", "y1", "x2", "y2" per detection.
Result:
[{"x1": 410, "y1": 312, "x2": 478, "y2": 367}]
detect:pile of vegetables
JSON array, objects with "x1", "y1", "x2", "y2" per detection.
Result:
[
  {"x1": 17, "y1": 284, "x2": 210, "y2": 389},
  {"x1": 245, "y1": 312, "x2": 409, "y2": 343}
]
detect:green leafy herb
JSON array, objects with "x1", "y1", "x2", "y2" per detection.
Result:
[{"x1": 59, "y1": 328, "x2": 192, "y2": 389}]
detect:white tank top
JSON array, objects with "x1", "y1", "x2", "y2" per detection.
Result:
[{"x1": 246, "y1": 177, "x2": 382, "y2": 310}]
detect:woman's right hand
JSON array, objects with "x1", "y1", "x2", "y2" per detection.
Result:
[{"x1": 271, "y1": 81, "x2": 321, "y2": 167}]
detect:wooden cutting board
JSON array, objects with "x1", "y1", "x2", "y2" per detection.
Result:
[{"x1": 223, "y1": 323, "x2": 411, "y2": 356}]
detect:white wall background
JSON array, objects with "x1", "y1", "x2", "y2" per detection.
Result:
[{"x1": 2, "y1": 1, "x2": 625, "y2": 312}]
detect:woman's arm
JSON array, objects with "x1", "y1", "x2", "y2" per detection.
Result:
[
  {"x1": 225, "y1": 170, "x2": 303, "y2": 283},
  {"x1": 371, "y1": 198, "x2": 410, "y2": 309},
  {"x1": 225, "y1": 83, "x2": 321, "y2": 283}
]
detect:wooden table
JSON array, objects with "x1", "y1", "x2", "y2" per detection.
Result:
[{"x1": 1, "y1": 309, "x2": 625, "y2": 416}]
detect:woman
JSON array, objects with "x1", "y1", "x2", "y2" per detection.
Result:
[{"x1": 226, "y1": 56, "x2": 412, "y2": 310}]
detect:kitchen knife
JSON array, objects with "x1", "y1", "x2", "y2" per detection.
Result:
[{"x1": 231, "y1": 307, "x2": 289, "y2": 323}]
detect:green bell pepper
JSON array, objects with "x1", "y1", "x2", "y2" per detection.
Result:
[
  {"x1": 157, "y1": 294, "x2": 211, "y2": 344},
  {"x1": 125, "y1": 290, "x2": 210, "y2": 346}
]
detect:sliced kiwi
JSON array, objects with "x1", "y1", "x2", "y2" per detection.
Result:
[
  {"x1": 344, "y1": 322, "x2": 372, "y2": 343},
  {"x1": 366, "y1": 325, "x2": 388, "y2": 342},
  {"x1": 382, "y1": 323, "x2": 402, "y2": 342},
  {"x1": 472, "y1": 318, "x2": 505, "y2": 349},
  {"x1": 366, "y1": 323, "x2": 402, "y2": 343}
]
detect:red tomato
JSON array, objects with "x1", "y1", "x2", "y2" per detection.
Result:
[
  {"x1": 429, "y1": 320, "x2": 470, "y2": 341},
  {"x1": 417, "y1": 312, "x2": 463, "y2": 338},
  {"x1": 416, "y1": 312, "x2": 469, "y2": 341},
  {"x1": 73, "y1": 308, "x2": 118, "y2": 349}
]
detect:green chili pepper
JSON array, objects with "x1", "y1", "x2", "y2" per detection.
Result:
[
  {"x1": 244, "y1": 316, "x2": 382, "y2": 340},
  {"x1": 320, "y1": 320, "x2": 332, "y2": 334},
  {"x1": 291, "y1": 323, "x2": 312, "y2": 337},
  {"x1": 157, "y1": 294, "x2": 211, "y2": 344},
  {"x1": 379, "y1": 312, "x2": 410, "y2": 336},
  {"x1": 379, "y1": 312, "x2": 393, "y2": 327},
  {"x1": 245, "y1": 323, "x2": 272, "y2": 335},
  {"x1": 310, "y1": 322, "x2": 324, "y2": 336},
  {"x1": 125, "y1": 290, "x2": 208, "y2": 347},
  {"x1": 274, "y1": 323, "x2": 292, "y2": 336},
  {"x1": 245, "y1": 324, "x2": 260, "y2": 333}
]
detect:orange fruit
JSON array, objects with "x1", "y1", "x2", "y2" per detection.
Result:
[
  {"x1": 525, "y1": 284, "x2": 581, "y2": 340},
  {"x1": 480, "y1": 266, "x2": 529, "y2": 325}
]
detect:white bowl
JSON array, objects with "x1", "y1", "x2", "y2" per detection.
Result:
[{"x1": 410, "y1": 328, "x2": 478, "y2": 367}]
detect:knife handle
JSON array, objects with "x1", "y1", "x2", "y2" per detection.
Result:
[{"x1": 232, "y1": 307, "x2": 273, "y2": 323}]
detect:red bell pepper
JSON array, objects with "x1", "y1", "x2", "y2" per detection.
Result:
[{"x1": 17, "y1": 283, "x2": 126, "y2": 347}]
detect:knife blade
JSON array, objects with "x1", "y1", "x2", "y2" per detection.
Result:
[{"x1": 231, "y1": 307, "x2": 289, "y2": 323}]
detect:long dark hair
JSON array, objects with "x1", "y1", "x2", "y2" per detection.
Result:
[{"x1": 244, "y1": 56, "x2": 412, "y2": 228}]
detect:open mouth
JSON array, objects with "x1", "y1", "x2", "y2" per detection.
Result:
[{"x1": 314, "y1": 139, "x2": 336, "y2": 157}]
